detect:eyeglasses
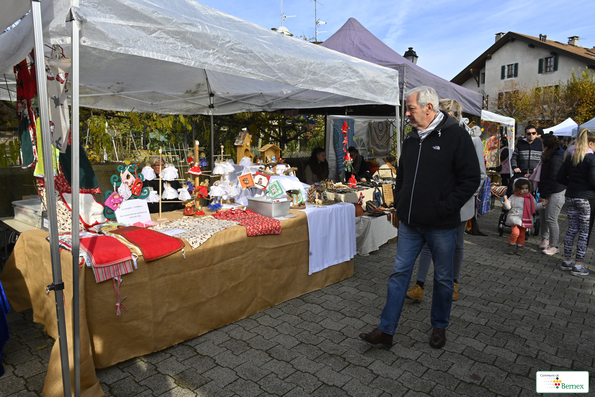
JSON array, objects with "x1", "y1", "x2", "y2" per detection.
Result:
[{"x1": 526, "y1": 132, "x2": 537, "y2": 136}]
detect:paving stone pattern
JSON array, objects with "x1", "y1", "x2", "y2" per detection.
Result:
[{"x1": 1, "y1": 202, "x2": 594, "y2": 396}]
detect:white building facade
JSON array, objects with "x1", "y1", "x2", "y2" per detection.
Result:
[{"x1": 452, "y1": 32, "x2": 595, "y2": 112}]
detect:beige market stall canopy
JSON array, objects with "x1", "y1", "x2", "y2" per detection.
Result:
[{"x1": 0, "y1": 0, "x2": 400, "y2": 113}]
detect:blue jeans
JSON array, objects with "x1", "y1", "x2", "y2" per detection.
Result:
[{"x1": 378, "y1": 222, "x2": 458, "y2": 334}]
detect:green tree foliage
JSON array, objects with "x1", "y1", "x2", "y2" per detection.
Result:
[{"x1": 565, "y1": 68, "x2": 595, "y2": 125}]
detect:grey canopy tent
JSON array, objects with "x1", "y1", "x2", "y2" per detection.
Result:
[
  {"x1": 320, "y1": 18, "x2": 482, "y2": 117},
  {"x1": 1, "y1": 1, "x2": 401, "y2": 395}
]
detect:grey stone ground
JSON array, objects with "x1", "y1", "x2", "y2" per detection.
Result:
[{"x1": 1, "y1": 201, "x2": 594, "y2": 396}]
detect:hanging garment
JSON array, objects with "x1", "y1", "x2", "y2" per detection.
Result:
[
  {"x1": 109, "y1": 226, "x2": 185, "y2": 262},
  {"x1": 369, "y1": 120, "x2": 390, "y2": 156},
  {"x1": 333, "y1": 119, "x2": 355, "y2": 176},
  {"x1": 58, "y1": 144, "x2": 100, "y2": 193},
  {"x1": 18, "y1": 117, "x2": 36, "y2": 168},
  {"x1": 46, "y1": 52, "x2": 71, "y2": 153}
]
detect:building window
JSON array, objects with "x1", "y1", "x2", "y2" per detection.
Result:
[
  {"x1": 481, "y1": 72, "x2": 485, "y2": 84},
  {"x1": 501, "y1": 63, "x2": 518, "y2": 79},
  {"x1": 538, "y1": 56, "x2": 558, "y2": 73}
]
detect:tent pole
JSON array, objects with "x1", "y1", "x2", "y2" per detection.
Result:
[
  {"x1": 69, "y1": 8, "x2": 82, "y2": 396},
  {"x1": 31, "y1": 1, "x2": 72, "y2": 395},
  {"x1": 210, "y1": 114, "x2": 214, "y2": 170}
]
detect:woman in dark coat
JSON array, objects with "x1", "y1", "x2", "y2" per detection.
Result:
[{"x1": 304, "y1": 147, "x2": 329, "y2": 184}]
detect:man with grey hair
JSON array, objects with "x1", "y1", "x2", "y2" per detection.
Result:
[{"x1": 359, "y1": 86, "x2": 481, "y2": 349}]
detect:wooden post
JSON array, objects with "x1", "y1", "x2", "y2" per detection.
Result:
[{"x1": 157, "y1": 147, "x2": 167, "y2": 222}]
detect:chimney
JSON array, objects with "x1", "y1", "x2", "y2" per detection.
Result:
[
  {"x1": 568, "y1": 36, "x2": 579, "y2": 46},
  {"x1": 495, "y1": 32, "x2": 505, "y2": 42}
]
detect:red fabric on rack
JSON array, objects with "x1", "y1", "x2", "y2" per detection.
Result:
[{"x1": 110, "y1": 226, "x2": 185, "y2": 262}]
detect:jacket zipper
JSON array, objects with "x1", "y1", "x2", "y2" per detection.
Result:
[{"x1": 408, "y1": 139, "x2": 423, "y2": 224}]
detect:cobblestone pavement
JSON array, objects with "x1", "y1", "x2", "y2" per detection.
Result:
[{"x1": 1, "y1": 202, "x2": 594, "y2": 396}]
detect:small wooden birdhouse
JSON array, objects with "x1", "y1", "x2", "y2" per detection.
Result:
[
  {"x1": 234, "y1": 131, "x2": 254, "y2": 164},
  {"x1": 259, "y1": 143, "x2": 281, "y2": 164}
]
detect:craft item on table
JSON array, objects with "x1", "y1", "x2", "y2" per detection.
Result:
[
  {"x1": 60, "y1": 192, "x2": 107, "y2": 229},
  {"x1": 120, "y1": 168, "x2": 135, "y2": 189},
  {"x1": 186, "y1": 180, "x2": 194, "y2": 192},
  {"x1": 151, "y1": 217, "x2": 238, "y2": 249},
  {"x1": 103, "y1": 164, "x2": 150, "y2": 219},
  {"x1": 195, "y1": 185, "x2": 209, "y2": 199},
  {"x1": 239, "y1": 157, "x2": 253, "y2": 167},
  {"x1": 253, "y1": 172, "x2": 271, "y2": 190},
  {"x1": 286, "y1": 189, "x2": 306, "y2": 209},
  {"x1": 213, "y1": 209, "x2": 281, "y2": 236},
  {"x1": 117, "y1": 182, "x2": 132, "y2": 200},
  {"x1": 223, "y1": 182, "x2": 240, "y2": 197},
  {"x1": 45, "y1": 231, "x2": 97, "y2": 253},
  {"x1": 188, "y1": 164, "x2": 202, "y2": 176},
  {"x1": 160, "y1": 164, "x2": 179, "y2": 181},
  {"x1": 110, "y1": 226, "x2": 185, "y2": 262},
  {"x1": 178, "y1": 186, "x2": 192, "y2": 201},
  {"x1": 369, "y1": 120, "x2": 391, "y2": 155},
  {"x1": 132, "y1": 220, "x2": 157, "y2": 228},
  {"x1": 105, "y1": 192, "x2": 124, "y2": 211},
  {"x1": 212, "y1": 160, "x2": 225, "y2": 175},
  {"x1": 239, "y1": 173, "x2": 255, "y2": 189},
  {"x1": 358, "y1": 192, "x2": 364, "y2": 205},
  {"x1": 195, "y1": 210, "x2": 206, "y2": 216},
  {"x1": 79, "y1": 235, "x2": 135, "y2": 316},
  {"x1": 147, "y1": 189, "x2": 160, "y2": 203},
  {"x1": 348, "y1": 174, "x2": 357, "y2": 188},
  {"x1": 308, "y1": 184, "x2": 316, "y2": 203},
  {"x1": 267, "y1": 180, "x2": 284, "y2": 198},
  {"x1": 199, "y1": 152, "x2": 208, "y2": 167},
  {"x1": 209, "y1": 181, "x2": 226, "y2": 197},
  {"x1": 161, "y1": 183, "x2": 178, "y2": 200},
  {"x1": 130, "y1": 171, "x2": 143, "y2": 196},
  {"x1": 183, "y1": 201, "x2": 195, "y2": 216},
  {"x1": 141, "y1": 164, "x2": 156, "y2": 181}
]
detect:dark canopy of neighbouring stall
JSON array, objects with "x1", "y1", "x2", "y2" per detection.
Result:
[{"x1": 321, "y1": 18, "x2": 482, "y2": 116}]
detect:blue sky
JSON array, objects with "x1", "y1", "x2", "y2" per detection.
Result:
[{"x1": 196, "y1": 0, "x2": 595, "y2": 81}]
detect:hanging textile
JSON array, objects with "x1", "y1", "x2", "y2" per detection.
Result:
[
  {"x1": 333, "y1": 119, "x2": 354, "y2": 177},
  {"x1": 477, "y1": 176, "x2": 491, "y2": 215},
  {"x1": 369, "y1": 120, "x2": 390, "y2": 155},
  {"x1": 59, "y1": 144, "x2": 100, "y2": 193},
  {"x1": 46, "y1": 46, "x2": 71, "y2": 153},
  {"x1": 33, "y1": 117, "x2": 60, "y2": 177},
  {"x1": 482, "y1": 121, "x2": 500, "y2": 168},
  {"x1": 14, "y1": 54, "x2": 38, "y2": 169}
]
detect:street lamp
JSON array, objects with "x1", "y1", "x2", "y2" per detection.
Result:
[{"x1": 403, "y1": 47, "x2": 418, "y2": 64}]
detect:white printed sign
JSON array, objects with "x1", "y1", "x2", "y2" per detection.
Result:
[{"x1": 115, "y1": 199, "x2": 152, "y2": 225}]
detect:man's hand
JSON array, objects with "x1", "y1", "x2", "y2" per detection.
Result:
[
  {"x1": 513, "y1": 168, "x2": 521, "y2": 173},
  {"x1": 503, "y1": 195, "x2": 508, "y2": 202}
]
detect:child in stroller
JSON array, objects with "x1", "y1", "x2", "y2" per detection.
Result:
[{"x1": 500, "y1": 178, "x2": 545, "y2": 255}]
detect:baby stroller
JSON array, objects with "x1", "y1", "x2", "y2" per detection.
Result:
[{"x1": 497, "y1": 174, "x2": 540, "y2": 237}]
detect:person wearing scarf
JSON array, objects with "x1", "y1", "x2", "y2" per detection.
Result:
[{"x1": 502, "y1": 178, "x2": 546, "y2": 255}]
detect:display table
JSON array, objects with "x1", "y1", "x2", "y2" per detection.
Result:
[
  {"x1": 356, "y1": 215, "x2": 398, "y2": 256},
  {"x1": 325, "y1": 186, "x2": 375, "y2": 204},
  {"x1": 0, "y1": 210, "x2": 353, "y2": 397}
]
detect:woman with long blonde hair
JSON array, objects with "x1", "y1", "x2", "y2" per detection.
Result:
[{"x1": 556, "y1": 128, "x2": 595, "y2": 276}]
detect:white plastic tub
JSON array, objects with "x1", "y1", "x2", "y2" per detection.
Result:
[{"x1": 12, "y1": 198, "x2": 43, "y2": 227}]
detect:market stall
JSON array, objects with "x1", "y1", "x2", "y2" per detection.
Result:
[
  {"x1": 1, "y1": 209, "x2": 353, "y2": 397},
  {"x1": 543, "y1": 117, "x2": 579, "y2": 137}
]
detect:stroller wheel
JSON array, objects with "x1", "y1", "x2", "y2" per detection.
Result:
[
  {"x1": 533, "y1": 217, "x2": 540, "y2": 236},
  {"x1": 498, "y1": 213, "x2": 506, "y2": 236}
]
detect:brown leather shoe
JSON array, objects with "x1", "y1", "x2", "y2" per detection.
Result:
[
  {"x1": 359, "y1": 328, "x2": 393, "y2": 347},
  {"x1": 429, "y1": 327, "x2": 446, "y2": 349}
]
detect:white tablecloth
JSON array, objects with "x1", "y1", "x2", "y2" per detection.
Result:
[
  {"x1": 355, "y1": 215, "x2": 398, "y2": 256},
  {"x1": 302, "y1": 203, "x2": 356, "y2": 275}
]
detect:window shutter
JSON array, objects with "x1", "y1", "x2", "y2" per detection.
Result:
[
  {"x1": 554, "y1": 56, "x2": 558, "y2": 71},
  {"x1": 538, "y1": 58, "x2": 543, "y2": 74},
  {"x1": 514, "y1": 63, "x2": 518, "y2": 77},
  {"x1": 501, "y1": 65, "x2": 505, "y2": 79}
]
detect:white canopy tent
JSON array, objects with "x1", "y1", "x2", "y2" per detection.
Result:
[
  {"x1": 543, "y1": 118, "x2": 578, "y2": 137},
  {"x1": 481, "y1": 110, "x2": 515, "y2": 126},
  {"x1": 1, "y1": 1, "x2": 402, "y2": 395}
]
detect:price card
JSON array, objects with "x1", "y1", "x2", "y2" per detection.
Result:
[{"x1": 115, "y1": 199, "x2": 152, "y2": 224}]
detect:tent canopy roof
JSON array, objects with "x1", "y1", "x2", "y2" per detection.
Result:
[
  {"x1": 0, "y1": 0, "x2": 401, "y2": 115},
  {"x1": 543, "y1": 118, "x2": 578, "y2": 137},
  {"x1": 481, "y1": 110, "x2": 515, "y2": 126},
  {"x1": 320, "y1": 18, "x2": 482, "y2": 116}
]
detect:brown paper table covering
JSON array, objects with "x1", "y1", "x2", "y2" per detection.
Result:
[{"x1": 0, "y1": 210, "x2": 353, "y2": 397}]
